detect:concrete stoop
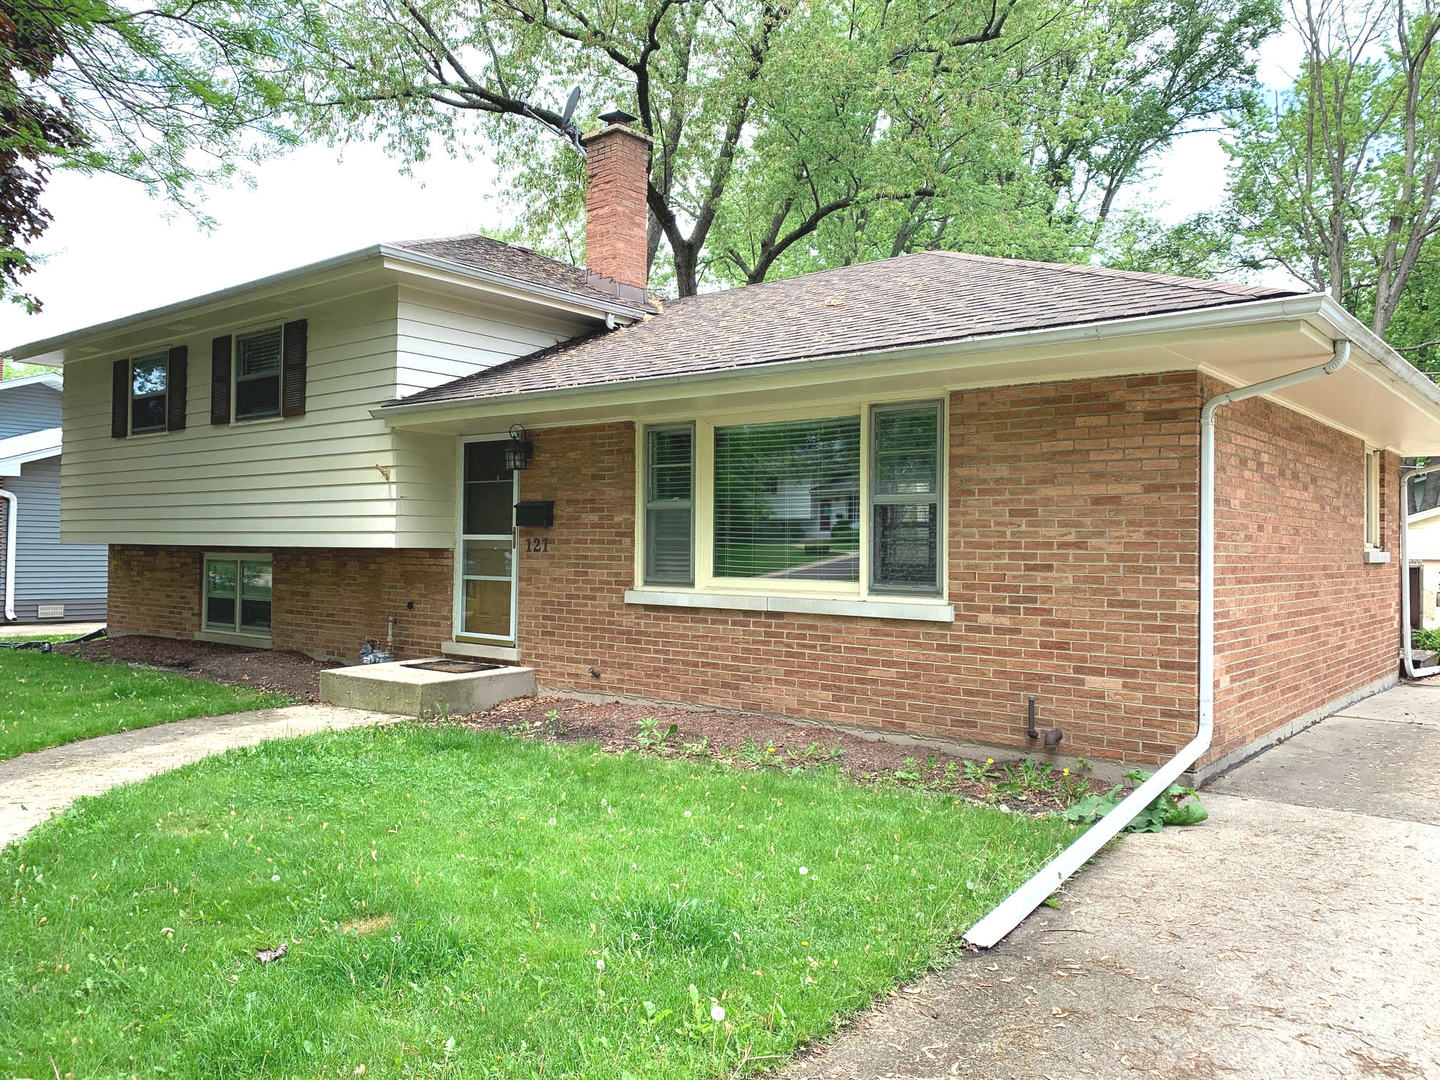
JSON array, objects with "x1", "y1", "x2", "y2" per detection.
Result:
[{"x1": 320, "y1": 659, "x2": 536, "y2": 717}]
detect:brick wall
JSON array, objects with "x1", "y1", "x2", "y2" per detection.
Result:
[
  {"x1": 102, "y1": 368, "x2": 1402, "y2": 767},
  {"x1": 108, "y1": 545, "x2": 452, "y2": 662},
  {"x1": 515, "y1": 373, "x2": 1206, "y2": 763},
  {"x1": 1208, "y1": 380, "x2": 1400, "y2": 764}
]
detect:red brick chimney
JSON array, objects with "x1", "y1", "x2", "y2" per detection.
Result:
[{"x1": 581, "y1": 110, "x2": 651, "y2": 293}]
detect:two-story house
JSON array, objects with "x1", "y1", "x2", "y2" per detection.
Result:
[{"x1": 8, "y1": 114, "x2": 1440, "y2": 781}]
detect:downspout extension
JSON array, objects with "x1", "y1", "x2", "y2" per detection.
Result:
[
  {"x1": 1400, "y1": 460, "x2": 1440, "y2": 678},
  {"x1": 964, "y1": 340, "x2": 1352, "y2": 949},
  {"x1": 0, "y1": 488, "x2": 16, "y2": 621}
]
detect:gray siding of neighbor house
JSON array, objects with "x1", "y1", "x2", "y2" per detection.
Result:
[
  {"x1": 0, "y1": 457, "x2": 108, "y2": 622},
  {"x1": 0, "y1": 383, "x2": 61, "y2": 438}
]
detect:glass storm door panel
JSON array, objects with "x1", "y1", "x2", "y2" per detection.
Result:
[{"x1": 460, "y1": 441, "x2": 516, "y2": 639}]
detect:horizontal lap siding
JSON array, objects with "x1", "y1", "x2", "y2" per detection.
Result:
[
  {"x1": 3, "y1": 457, "x2": 107, "y2": 620},
  {"x1": 393, "y1": 286, "x2": 592, "y2": 396},
  {"x1": 108, "y1": 544, "x2": 452, "y2": 662},
  {"x1": 0, "y1": 383, "x2": 61, "y2": 438},
  {"x1": 514, "y1": 373, "x2": 1205, "y2": 764},
  {"x1": 61, "y1": 289, "x2": 406, "y2": 548},
  {"x1": 1208, "y1": 380, "x2": 1400, "y2": 764}
]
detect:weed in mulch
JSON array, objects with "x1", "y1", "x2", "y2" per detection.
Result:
[{"x1": 448, "y1": 696, "x2": 1097, "y2": 814}]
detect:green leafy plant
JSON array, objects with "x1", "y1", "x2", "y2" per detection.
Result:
[
  {"x1": 995, "y1": 758, "x2": 1059, "y2": 799},
  {"x1": 893, "y1": 757, "x2": 923, "y2": 783},
  {"x1": 1064, "y1": 769, "x2": 1208, "y2": 832},
  {"x1": 1413, "y1": 627, "x2": 1440, "y2": 651},
  {"x1": 963, "y1": 758, "x2": 996, "y2": 782},
  {"x1": 681, "y1": 734, "x2": 711, "y2": 757},
  {"x1": 634, "y1": 717, "x2": 678, "y2": 752}
]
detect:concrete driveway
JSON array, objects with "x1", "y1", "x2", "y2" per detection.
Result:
[{"x1": 780, "y1": 682, "x2": 1440, "y2": 1080}]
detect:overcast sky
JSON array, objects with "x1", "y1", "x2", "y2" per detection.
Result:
[{"x1": 0, "y1": 32, "x2": 1300, "y2": 353}]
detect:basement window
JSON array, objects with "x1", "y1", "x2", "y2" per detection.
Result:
[{"x1": 204, "y1": 556, "x2": 273, "y2": 635}]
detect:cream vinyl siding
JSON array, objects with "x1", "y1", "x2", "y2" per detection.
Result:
[
  {"x1": 61, "y1": 283, "x2": 603, "y2": 549},
  {"x1": 394, "y1": 285, "x2": 592, "y2": 396},
  {"x1": 61, "y1": 288, "x2": 412, "y2": 547}
]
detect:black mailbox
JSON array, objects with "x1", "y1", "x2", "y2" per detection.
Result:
[{"x1": 515, "y1": 500, "x2": 555, "y2": 528}]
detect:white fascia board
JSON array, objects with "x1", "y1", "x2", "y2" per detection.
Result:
[
  {"x1": 3, "y1": 246, "x2": 385, "y2": 362},
  {"x1": 378, "y1": 245, "x2": 650, "y2": 322},
  {"x1": 4, "y1": 244, "x2": 645, "y2": 363},
  {"x1": 375, "y1": 293, "x2": 1340, "y2": 423},
  {"x1": 0, "y1": 426, "x2": 62, "y2": 475},
  {"x1": 0, "y1": 372, "x2": 62, "y2": 392}
]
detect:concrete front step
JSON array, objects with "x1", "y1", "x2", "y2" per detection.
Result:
[{"x1": 320, "y1": 658, "x2": 536, "y2": 717}]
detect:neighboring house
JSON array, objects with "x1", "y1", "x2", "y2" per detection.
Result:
[
  {"x1": 0, "y1": 365, "x2": 107, "y2": 622},
  {"x1": 1407, "y1": 506, "x2": 1440, "y2": 629},
  {"x1": 8, "y1": 115, "x2": 1440, "y2": 780}
]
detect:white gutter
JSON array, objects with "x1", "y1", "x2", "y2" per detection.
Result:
[
  {"x1": 1400, "y1": 460, "x2": 1440, "y2": 678},
  {"x1": 0, "y1": 488, "x2": 16, "y2": 621},
  {"x1": 4, "y1": 245, "x2": 646, "y2": 362},
  {"x1": 964, "y1": 339, "x2": 1352, "y2": 949}
]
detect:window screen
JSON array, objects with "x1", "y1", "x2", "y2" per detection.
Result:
[
  {"x1": 235, "y1": 327, "x2": 283, "y2": 421},
  {"x1": 644, "y1": 424, "x2": 694, "y2": 585},
  {"x1": 714, "y1": 416, "x2": 861, "y2": 581},
  {"x1": 870, "y1": 403, "x2": 942, "y2": 593}
]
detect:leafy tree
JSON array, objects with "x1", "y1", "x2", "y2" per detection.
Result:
[
  {"x1": 0, "y1": 1, "x2": 295, "y2": 311},
  {"x1": 1223, "y1": 0, "x2": 1440, "y2": 339},
  {"x1": 276, "y1": 0, "x2": 1278, "y2": 294}
]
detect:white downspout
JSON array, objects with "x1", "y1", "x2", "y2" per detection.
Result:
[
  {"x1": 1400, "y1": 461, "x2": 1440, "y2": 678},
  {"x1": 965, "y1": 341, "x2": 1352, "y2": 949},
  {"x1": 0, "y1": 488, "x2": 16, "y2": 621}
]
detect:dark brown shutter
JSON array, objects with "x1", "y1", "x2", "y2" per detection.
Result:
[
  {"x1": 111, "y1": 359, "x2": 129, "y2": 439},
  {"x1": 210, "y1": 335, "x2": 232, "y2": 425},
  {"x1": 166, "y1": 345, "x2": 188, "y2": 431},
  {"x1": 282, "y1": 319, "x2": 307, "y2": 418}
]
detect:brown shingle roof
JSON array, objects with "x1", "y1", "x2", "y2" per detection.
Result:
[
  {"x1": 391, "y1": 250, "x2": 1299, "y2": 407},
  {"x1": 391, "y1": 233, "x2": 651, "y2": 309}
]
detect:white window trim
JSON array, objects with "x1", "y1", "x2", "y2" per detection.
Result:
[
  {"x1": 232, "y1": 324, "x2": 285, "y2": 424},
  {"x1": 633, "y1": 396, "x2": 949, "y2": 613},
  {"x1": 1364, "y1": 447, "x2": 1383, "y2": 552},
  {"x1": 129, "y1": 352, "x2": 170, "y2": 437},
  {"x1": 201, "y1": 552, "x2": 274, "y2": 640}
]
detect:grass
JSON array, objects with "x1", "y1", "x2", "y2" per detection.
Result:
[
  {"x1": 0, "y1": 647, "x2": 291, "y2": 760},
  {"x1": 1, "y1": 725, "x2": 1073, "y2": 1079}
]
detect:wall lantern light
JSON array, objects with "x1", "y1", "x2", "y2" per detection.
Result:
[{"x1": 504, "y1": 424, "x2": 535, "y2": 471}]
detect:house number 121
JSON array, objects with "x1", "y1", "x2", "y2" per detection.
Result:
[{"x1": 525, "y1": 538, "x2": 549, "y2": 553}]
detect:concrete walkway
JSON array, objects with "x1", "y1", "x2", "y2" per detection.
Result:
[
  {"x1": 0, "y1": 704, "x2": 399, "y2": 849},
  {"x1": 0, "y1": 620, "x2": 104, "y2": 639},
  {"x1": 780, "y1": 682, "x2": 1440, "y2": 1080}
]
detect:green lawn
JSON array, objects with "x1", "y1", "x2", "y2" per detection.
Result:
[
  {"x1": 0, "y1": 647, "x2": 291, "y2": 760},
  {"x1": 1, "y1": 725, "x2": 1072, "y2": 1079}
]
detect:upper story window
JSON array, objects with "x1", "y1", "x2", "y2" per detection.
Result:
[
  {"x1": 640, "y1": 400, "x2": 946, "y2": 599},
  {"x1": 129, "y1": 354, "x2": 169, "y2": 434},
  {"x1": 234, "y1": 327, "x2": 283, "y2": 421}
]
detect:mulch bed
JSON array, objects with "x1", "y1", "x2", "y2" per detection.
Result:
[
  {"x1": 455, "y1": 695, "x2": 1090, "y2": 814},
  {"x1": 55, "y1": 635, "x2": 338, "y2": 702}
]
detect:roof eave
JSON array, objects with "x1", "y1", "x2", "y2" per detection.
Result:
[
  {"x1": 0, "y1": 372, "x2": 62, "y2": 391},
  {"x1": 375, "y1": 292, "x2": 1351, "y2": 421},
  {"x1": 4, "y1": 244, "x2": 648, "y2": 363}
]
